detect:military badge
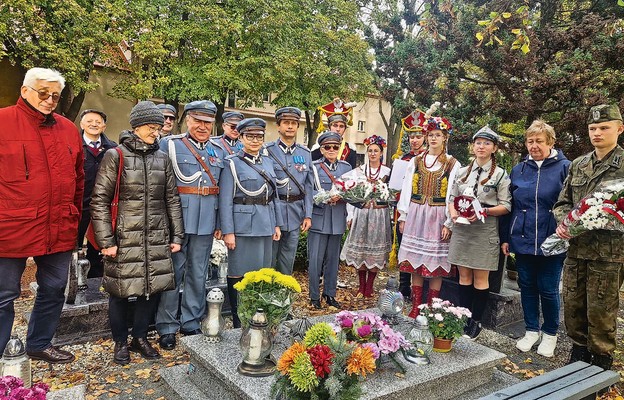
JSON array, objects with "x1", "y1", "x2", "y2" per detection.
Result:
[{"x1": 593, "y1": 109, "x2": 601, "y2": 122}]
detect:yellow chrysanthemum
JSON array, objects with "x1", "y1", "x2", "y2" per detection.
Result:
[
  {"x1": 346, "y1": 346, "x2": 376, "y2": 377},
  {"x1": 258, "y1": 267, "x2": 277, "y2": 278},
  {"x1": 274, "y1": 274, "x2": 302, "y2": 293},
  {"x1": 277, "y1": 342, "x2": 307, "y2": 375},
  {"x1": 233, "y1": 279, "x2": 247, "y2": 291},
  {"x1": 440, "y1": 177, "x2": 448, "y2": 198},
  {"x1": 412, "y1": 173, "x2": 419, "y2": 194}
]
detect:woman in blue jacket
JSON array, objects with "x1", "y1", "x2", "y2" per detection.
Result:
[{"x1": 501, "y1": 120, "x2": 570, "y2": 358}]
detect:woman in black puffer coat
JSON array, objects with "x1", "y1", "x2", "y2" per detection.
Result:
[{"x1": 91, "y1": 101, "x2": 184, "y2": 365}]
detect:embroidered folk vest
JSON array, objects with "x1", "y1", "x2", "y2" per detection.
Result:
[{"x1": 411, "y1": 155, "x2": 457, "y2": 206}]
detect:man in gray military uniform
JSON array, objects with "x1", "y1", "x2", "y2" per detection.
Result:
[
  {"x1": 265, "y1": 107, "x2": 313, "y2": 275},
  {"x1": 157, "y1": 104, "x2": 177, "y2": 137},
  {"x1": 554, "y1": 104, "x2": 624, "y2": 370},
  {"x1": 211, "y1": 111, "x2": 244, "y2": 155},
  {"x1": 156, "y1": 100, "x2": 224, "y2": 350}
]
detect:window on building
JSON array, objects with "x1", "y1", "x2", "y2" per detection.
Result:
[
  {"x1": 263, "y1": 93, "x2": 271, "y2": 103},
  {"x1": 227, "y1": 91, "x2": 237, "y2": 108},
  {"x1": 357, "y1": 120, "x2": 366, "y2": 132}
]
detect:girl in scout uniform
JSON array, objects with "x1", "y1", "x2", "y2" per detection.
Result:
[
  {"x1": 448, "y1": 126, "x2": 511, "y2": 339},
  {"x1": 397, "y1": 116, "x2": 460, "y2": 318},
  {"x1": 340, "y1": 135, "x2": 392, "y2": 298},
  {"x1": 218, "y1": 118, "x2": 283, "y2": 327}
]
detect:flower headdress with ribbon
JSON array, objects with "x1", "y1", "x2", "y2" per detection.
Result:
[
  {"x1": 316, "y1": 97, "x2": 358, "y2": 133},
  {"x1": 392, "y1": 102, "x2": 453, "y2": 159},
  {"x1": 363, "y1": 134, "x2": 387, "y2": 148}
]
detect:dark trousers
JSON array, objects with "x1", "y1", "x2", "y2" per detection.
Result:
[
  {"x1": 108, "y1": 294, "x2": 160, "y2": 342},
  {"x1": 396, "y1": 223, "x2": 411, "y2": 297},
  {"x1": 77, "y1": 211, "x2": 103, "y2": 278},
  {"x1": 0, "y1": 251, "x2": 72, "y2": 354}
]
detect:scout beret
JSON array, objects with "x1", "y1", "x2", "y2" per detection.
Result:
[
  {"x1": 237, "y1": 118, "x2": 266, "y2": 135},
  {"x1": 222, "y1": 111, "x2": 245, "y2": 125},
  {"x1": 473, "y1": 125, "x2": 500, "y2": 144},
  {"x1": 328, "y1": 113, "x2": 348, "y2": 124},
  {"x1": 184, "y1": 100, "x2": 217, "y2": 122},
  {"x1": 317, "y1": 131, "x2": 342, "y2": 145},
  {"x1": 157, "y1": 104, "x2": 177, "y2": 117},
  {"x1": 275, "y1": 107, "x2": 302, "y2": 122},
  {"x1": 587, "y1": 104, "x2": 623, "y2": 124},
  {"x1": 80, "y1": 109, "x2": 107, "y2": 123},
  {"x1": 129, "y1": 101, "x2": 164, "y2": 129}
]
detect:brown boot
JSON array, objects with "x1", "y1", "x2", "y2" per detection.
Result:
[
  {"x1": 129, "y1": 337, "x2": 160, "y2": 360},
  {"x1": 408, "y1": 286, "x2": 424, "y2": 318},
  {"x1": 113, "y1": 341, "x2": 130, "y2": 365}
]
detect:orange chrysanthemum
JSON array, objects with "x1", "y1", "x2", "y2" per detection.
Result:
[
  {"x1": 346, "y1": 346, "x2": 376, "y2": 377},
  {"x1": 277, "y1": 342, "x2": 307, "y2": 375}
]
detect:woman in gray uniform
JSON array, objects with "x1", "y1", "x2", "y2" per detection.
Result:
[
  {"x1": 448, "y1": 126, "x2": 511, "y2": 339},
  {"x1": 219, "y1": 118, "x2": 283, "y2": 327}
]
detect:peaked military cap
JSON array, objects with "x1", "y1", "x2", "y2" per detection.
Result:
[
  {"x1": 80, "y1": 109, "x2": 107, "y2": 123},
  {"x1": 237, "y1": 118, "x2": 266, "y2": 135},
  {"x1": 184, "y1": 100, "x2": 217, "y2": 122},
  {"x1": 473, "y1": 125, "x2": 501, "y2": 144},
  {"x1": 317, "y1": 131, "x2": 342, "y2": 145},
  {"x1": 157, "y1": 104, "x2": 177, "y2": 118},
  {"x1": 587, "y1": 104, "x2": 622, "y2": 124},
  {"x1": 222, "y1": 111, "x2": 245, "y2": 125},
  {"x1": 275, "y1": 107, "x2": 302, "y2": 122}
]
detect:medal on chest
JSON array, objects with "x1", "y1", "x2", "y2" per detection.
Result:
[{"x1": 294, "y1": 155, "x2": 307, "y2": 172}]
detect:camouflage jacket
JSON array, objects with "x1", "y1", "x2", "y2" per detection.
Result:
[{"x1": 553, "y1": 145, "x2": 624, "y2": 262}]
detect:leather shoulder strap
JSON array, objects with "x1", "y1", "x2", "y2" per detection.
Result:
[{"x1": 181, "y1": 137, "x2": 218, "y2": 186}]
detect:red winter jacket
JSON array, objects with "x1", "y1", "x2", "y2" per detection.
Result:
[{"x1": 0, "y1": 97, "x2": 84, "y2": 258}]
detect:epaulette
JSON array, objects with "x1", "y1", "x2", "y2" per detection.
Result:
[
  {"x1": 261, "y1": 148, "x2": 269, "y2": 157},
  {"x1": 224, "y1": 153, "x2": 238, "y2": 161},
  {"x1": 337, "y1": 160, "x2": 351, "y2": 167},
  {"x1": 312, "y1": 159, "x2": 323, "y2": 165},
  {"x1": 168, "y1": 132, "x2": 186, "y2": 140},
  {"x1": 576, "y1": 155, "x2": 591, "y2": 168},
  {"x1": 264, "y1": 141, "x2": 277, "y2": 149},
  {"x1": 610, "y1": 153, "x2": 622, "y2": 168},
  {"x1": 295, "y1": 143, "x2": 311, "y2": 152}
]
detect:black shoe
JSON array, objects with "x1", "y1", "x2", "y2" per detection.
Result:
[
  {"x1": 323, "y1": 294, "x2": 341, "y2": 309},
  {"x1": 129, "y1": 337, "x2": 161, "y2": 360},
  {"x1": 180, "y1": 328, "x2": 202, "y2": 336},
  {"x1": 464, "y1": 319, "x2": 482, "y2": 340},
  {"x1": 310, "y1": 299, "x2": 322, "y2": 309},
  {"x1": 113, "y1": 341, "x2": 130, "y2": 365},
  {"x1": 568, "y1": 344, "x2": 592, "y2": 364},
  {"x1": 591, "y1": 353, "x2": 613, "y2": 370},
  {"x1": 159, "y1": 333, "x2": 176, "y2": 350}
]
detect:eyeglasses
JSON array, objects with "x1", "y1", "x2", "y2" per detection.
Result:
[
  {"x1": 142, "y1": 125, "x2": 161, "y2": 133},
  {"x1": 322, "y1": 144, "x2": 340, "y2": 151},
  {"x1": 27, "y1": 86, "x2": 61, "y2": 102},
  {"x1": 474, "y1": 140, "x2": 494, "y2": 147},
  {"x1": 243, "y1": 134, "x2": 264, "y2": 142},
  {"x1": 164, "y1": 115, "x2": 175, "y2": 121}
]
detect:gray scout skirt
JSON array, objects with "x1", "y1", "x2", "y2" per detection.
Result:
[
  {"x1": 227, "y1": 236, "x2": 273, "y2": 276},
  {"x1": 448, "y1": 215, "x2": 500, "y2": 271}
]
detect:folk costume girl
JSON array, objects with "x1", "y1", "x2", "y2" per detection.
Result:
[
  {"x1": 340, "y1": 135, "x2": 392, "y2": 298},
  {"x1": 219, "y1": 118, "x2": 283, "y2": 327},
  {"x1": 448, "y1": 126, "x2": 511, "y2": 339},
  {"x1": 397, "y1": 114, "x2": 460, "y2": 318}
]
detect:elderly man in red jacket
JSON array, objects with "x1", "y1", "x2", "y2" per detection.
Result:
[{"x1": 0, "y1": 68, "x2": 84, "y2": 363}]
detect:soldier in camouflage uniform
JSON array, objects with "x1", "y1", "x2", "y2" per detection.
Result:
[{"x1": 553, "y1": 104, "x2": 624, "y2": 370}]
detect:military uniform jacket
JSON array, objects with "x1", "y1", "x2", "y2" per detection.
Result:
[
  {"x1": 310, "y1": 159, "x2": 352, "y2": 235},
  {"x1": 265, "y1": 140, "x2": 314, "y2": 232},
  {"x1": 219, "y1": 152, "x2": 283, "y2": 236},
  {"x1": 210, "y1": 135, "x2": 242, "y2": 156},
  {"x1": 160, "y1": 133, "x2": 224, "y2": 235},
  {"x1": 553, "y1": 145, "x2": 624, "y2": 262}
]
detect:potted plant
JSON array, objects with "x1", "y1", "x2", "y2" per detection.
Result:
[
  {"x1": 234, "y1": 268, "x2": 301, "y2": 330},
  {"x1": 418, "y1": 298, "x2": 471, "y2": 352}
]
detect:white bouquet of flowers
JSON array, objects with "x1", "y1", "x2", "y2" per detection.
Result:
[
  {"x1": 541, "y1": 180, "x2": 624, "y2": 256},
  {"x1": 313, "y1": 185, "x2": 342, "y2": 205}
]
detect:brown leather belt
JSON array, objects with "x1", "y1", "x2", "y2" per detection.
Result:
[
  {"x1": 278, "y1": 193, "x2": 305, "y2": 202},
  {"x1": 233, "y1": 195, "x2": 274, "y2": 205},
  {"x1": 177, "y1": 186, "x2": 219, "y2": 196}
]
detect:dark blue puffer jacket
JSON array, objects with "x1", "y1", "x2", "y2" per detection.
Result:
[{"x1": 501, "y1": 150, "x2": 570, "y2": 255}]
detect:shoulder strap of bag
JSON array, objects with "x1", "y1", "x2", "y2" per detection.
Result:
[
  {"x1": 318, "y1": 162, "x2": 337, "y2": 184},
  {"x1": 181, "y1": 137, "x2": 218, "y2": 187}
]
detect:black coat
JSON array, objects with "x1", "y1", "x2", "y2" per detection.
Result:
[
  {"x1": 91, "y1": 131, "x2": 184, "y2": 298},
  {"x1": 82, "y1": 133, "x2": 117, "y2": 212}
]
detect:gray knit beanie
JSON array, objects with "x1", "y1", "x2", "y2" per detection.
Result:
[{"x1": 129, "y1": 101, "x2": 165, "y2": 129}]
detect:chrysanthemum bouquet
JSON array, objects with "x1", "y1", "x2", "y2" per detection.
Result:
[
  {"x1": 419, "y1": 298, "x2": 471, "y2": 340},
  {"x1": 541, "y1": 180, "x2": 624, "y2": 256},
  {"x1": 234, "y1": 268, "x2": 301, "y2": 329},
  {"x1": 271, "y1": 322, "x2": 375, "y2": 400},
  {"x1": 0, "y1": 376, "x2": 49, "y2": 400}
]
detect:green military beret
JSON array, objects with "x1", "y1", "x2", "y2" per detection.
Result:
[{"x1": 587, "y1": 104, "x2": 622, "y2": 124}]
